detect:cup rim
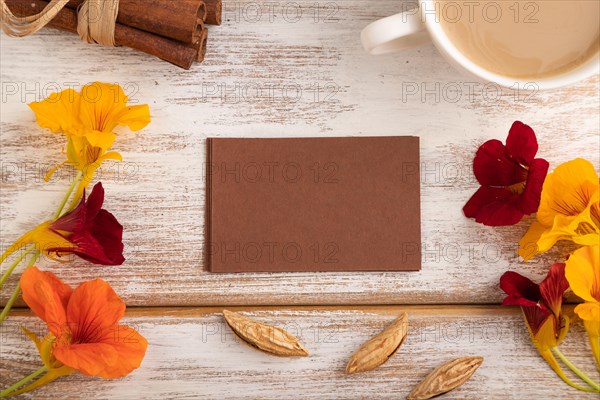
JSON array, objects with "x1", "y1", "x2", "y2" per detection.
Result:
[{"x1": 420, "y1": 1, "x2": 600, "y2": 90}]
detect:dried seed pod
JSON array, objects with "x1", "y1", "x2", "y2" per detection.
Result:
[
  {"x1": 223, "y1": 310, "x2": 309, "y2": 357},
  {"x1": 407, "y1": 356, "x2": 484, "y2": 399},
  {"x1": 345, "y1": 312, "x2": 408, "y2": 374}
]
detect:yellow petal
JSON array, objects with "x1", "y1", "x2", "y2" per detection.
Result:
[
  {"x1": 557, "y1": 315, "x2": 570, "y2": 344},
  {"x1": 77, "y1": 82, "x2": 150, "y2": 134},
  {"x1": 78, "y1": 82, "x2": 127, "y2": 133},
  {"x1": 537, "y1": 159, "x2": 599, "y2": 227},
  {"x1": 573, "y1": 233, "x2": 600, "y2": 247},
  {"x1": 29, "y1": 222, "x2": 74, "y2": 253},
  {"x1": 84, "y1": 131, "x2": 117, "y2": 151},
  {"x1": 529, "y1": 315, "x2": 566, "y2": 351},
  {"x1": 100, "y1": 151, "x2": 123, "y2": 162},
  {"x1": 538, "y1": 348, "x2": 595, "y2": 392},
  {"x1": 108, "y1": 104, "x2": 151, "y2": 132},
  {"x1": 587, "y1": 333, "x2": 600, "y2": 370},
  {"x1": 28, "y1": 89, "x2": 82, "y2": 134},
  {"x1": 518, "y1": 221, "x2": 549, "y2": 261},
  {"x1": 566, "y1": 245, "x2": 600, "y2": 303},
  {"x1": 65, "y1": 136, "x2": 81, "y2": 167},
  {"x1": 575, "y1": 303, "x2": 600, "y2": 325},
  {"x1": 0, "y1": 230, "x2": 34, "y2": 265},
  {"x1": 20, "y1": 326, "x2": 42, "y2": 353}
]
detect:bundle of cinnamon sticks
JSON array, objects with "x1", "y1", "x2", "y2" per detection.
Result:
[{"x1": 5, "y1": 0, "x2": 222, "y2": 69}]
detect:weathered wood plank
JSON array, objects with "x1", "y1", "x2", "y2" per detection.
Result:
[
  {"x1": 1, "y1": 0, "x2": 599, "y2": 306},
  {"x1": 1, "y1": 306, "x2": 598, "y2": 399}
]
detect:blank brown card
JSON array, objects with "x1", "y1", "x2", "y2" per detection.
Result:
[{"x1": 206, "y1": 137, "x2": 421, "y2": 272}]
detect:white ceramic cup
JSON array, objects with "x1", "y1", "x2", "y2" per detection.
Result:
[{"x1": 360, "y1": 1, "x2": 599, "y2": 90}]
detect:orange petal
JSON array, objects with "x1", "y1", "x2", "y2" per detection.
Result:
[
  {"x1": 66, "y1": 278, "x2": 125, "y2": 342},
  {"x1": 54, "y1": 325, "x2": 147, "y2": 378},
  {"x1": 20, "y1": 267, "x2": 72, "y2": 336}
]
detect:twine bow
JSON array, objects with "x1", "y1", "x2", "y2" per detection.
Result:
[{"x1": 0, "y1": 0, "x2": 119, "y2": 46}]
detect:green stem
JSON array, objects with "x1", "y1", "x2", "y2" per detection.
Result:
[
  {"x1": 0, "y1": 244, "x2": 35, "y2": 289},
  {"x1": 553, "y1": 347, "x2": 600, "y2": 391},
  {"x1": 0, "y1": 250, "x2": 39, "y2": 325},
  {"x1": 0, "y1": 283, "x2": 21, "y2": 326},
  {"x1": 54, "y1": 171, "x2": 83, "y2": 219},
  {"x1": 0, "y1": 366, "x2": 47, "y2": 397},
  {"x1": 0, "y1": 171, "x2": 82, "y2": 325}
]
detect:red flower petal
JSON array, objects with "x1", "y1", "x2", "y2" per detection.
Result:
[
  {"x1": 499, "y1": 271, "x2": 542, "y2": 308},
  {"x1": 505, "y1": 121, "x2": 538, "y2": 166},
  {"x1": 516, "y1": 158, "x2": 549, "y2": 214},
  {"x1": 50, "y1": 196, "x2": 87, "y2": 233},
  {"x1": 68, "y1": 229, "x2": 124, "y2": 266},
  {"x1": 500, "y1": 270, "x2": 552, "y2": 335},
  {"x1": 521, "y1": 304, "x2": 552, "y2": 336},
  {"x1": 88, "y1": 209, "x2": 125, "y2": 265},
  {"x1": 84, "y1": 183, "x2": 105, "y2": 229},
  {"x1": 463, "y1": 186, "x2": 524, "y2": 226},
  {"x1": 539, "y1": 263, "x2": 569, "y2": 318},
  {"x1": 46, "y1": 182, "x2": 125, "y2": 266},
  {"x1": 473, "y1": 139, "x2": 525, "y2": 186}
]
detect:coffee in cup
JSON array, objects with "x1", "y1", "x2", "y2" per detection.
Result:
[{"x1": 436, "y1": 0, "x2": 599, "y2": 79}]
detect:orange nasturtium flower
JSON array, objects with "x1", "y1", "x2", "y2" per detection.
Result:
[
  {"x1": 566, "y1": 245, "x2": 600, "y2": 368},
  {"x1": 519, "y1": 158, "x2": 600, "y2": 261},
  {"x1": 2, "y1": 267, "x2": 147, "y2": 397},
  {"x1": 28, "y1": 82, "x2": 150, "y2": 202}
]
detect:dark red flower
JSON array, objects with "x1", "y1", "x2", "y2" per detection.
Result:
[
  {"x1": 498, "y1": 264, "x2": 584, "y2": 388},
  {"x1": 500, "y1": 263, "x2": 568, "y2": 340},
  {"x1": 463, "y1": 121, "x2": 549, "y2": 226},
  {"x1": 47, "y1": 182, "x2": 125, "y2": 265},
  {"x1": 1, "y1": 182, "x2": 125, "y2": 266}
]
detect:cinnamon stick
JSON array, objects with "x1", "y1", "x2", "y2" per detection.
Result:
[
  {"x1": 195, "y1": 28, "x2": 208, "y2": 62},
  {"x1": 67, "y1": 0, "x2": 206, "y2": 44},
  {"x1": 204, "y1": 0, "x2": 221, "y2": 25},
  {"x1": 5, "y1": 0, "x2": 199, "y2": 69}
]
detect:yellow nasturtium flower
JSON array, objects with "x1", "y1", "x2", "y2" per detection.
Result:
[
  {"x1": 566, "y1": 245, "x2": 600, "y2": 368},
  {"x1": 29, "y1": 82, "x2": 150, "y2": 202},
  {"x1": 519, "y1": 158, "x2": 599, "y2": 261}
]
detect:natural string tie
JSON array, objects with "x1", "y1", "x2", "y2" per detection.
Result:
[{"x1": 0, "y1": 0, "x2": 120, "y2": 46}]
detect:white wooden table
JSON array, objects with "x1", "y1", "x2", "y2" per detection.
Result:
[{"x1": 1, "y1": 0, "x2": 599, "y2": 398}]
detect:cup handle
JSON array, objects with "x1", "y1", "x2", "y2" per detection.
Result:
[{"x1": 361, "y1": 9, "x2": 430, "y2": 55}]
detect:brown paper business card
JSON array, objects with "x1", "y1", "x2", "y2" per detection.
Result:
[{"x1": 206, "y1": 137, "x2": 421, "y2": 272}]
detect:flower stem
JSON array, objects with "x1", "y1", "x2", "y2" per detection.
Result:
[
  {"x1": 0, "y1": 366, "x2": 47, "y2": 397},
  {"x1": 0, "y1": 283, "x2": 20, "y2": 326},
  {"x1": 552, "y1": 347, "x2": 600, "y2": 391},
  {"x1": 0, "y1": 244, "x2": 35, "y2": 290},
  {"x1": 54, "y1": 171, "x2": 83, "y2": 219},
  {"x1": 0, "y1": 249, "x2": 38, "y2": 325},
  {"x1": 0, "y1": 171, "x2": 82, "y2": 325}
]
